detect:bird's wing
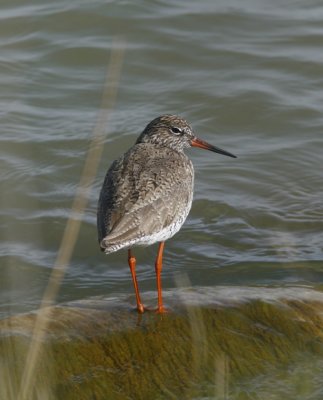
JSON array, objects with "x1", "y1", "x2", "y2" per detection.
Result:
[
  {"x1": 104, "y1": 182, "x2": 192, "y2": 246},
  {"x1": 97, "y1": 144, "x2": 193, "y2": 247}
]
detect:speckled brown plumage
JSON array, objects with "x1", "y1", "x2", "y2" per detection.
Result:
[
  {"x1": 97, "y1": 114, "x2": 236, "y2": 313},
  {"x1": 98, "y1": 143, "x2": 194, "y2": 253}
]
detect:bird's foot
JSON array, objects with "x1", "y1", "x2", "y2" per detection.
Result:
[
  {"x1": 155, "y1": 305, "x2": 168, "y2": 314},
  {"x1": 133, "y1": 303, "x2": 152, "y2": 313},
  {"x1": 132, "y1": 304, "x2": 168, "y2": 314},
  {"x1": 137, "y1": 303, "x2": 146, "y2": 314}
]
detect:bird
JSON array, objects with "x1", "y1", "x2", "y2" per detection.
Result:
[{"x1": 97, "y1": 115, "x2": 236, "y2": 313}]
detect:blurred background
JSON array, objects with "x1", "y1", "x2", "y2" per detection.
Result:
[{"x1": 1, "y1": 0, "x2": 323, "y2": 319}]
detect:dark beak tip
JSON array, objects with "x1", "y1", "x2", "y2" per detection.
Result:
[{"x1": 191, "y1": 137, "x2": 237, "y2": 159}]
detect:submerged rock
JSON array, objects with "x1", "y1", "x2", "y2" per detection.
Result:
[{"x1": 1, "y1": 286, "x2": 323, "y2": 400}]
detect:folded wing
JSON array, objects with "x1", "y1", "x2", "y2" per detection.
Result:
[{"x1": 97, "y1": 143, "x2": 194, "y2": 251}]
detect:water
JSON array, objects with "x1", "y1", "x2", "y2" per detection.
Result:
[
  {"x1": 1, "y1": 1, "x2": 323, "y2": 317},
  {"x1": 2, "y1": 2, "x2": 323, "y2": 399}
]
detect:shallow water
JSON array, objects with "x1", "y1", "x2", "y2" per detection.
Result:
[{"x1": 1, "y1": 0, "x2": 323, "y2": 326}]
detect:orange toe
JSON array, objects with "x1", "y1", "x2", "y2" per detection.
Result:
[{"x1": 155, "y1": 305, "x2": 168, "y2": 314}]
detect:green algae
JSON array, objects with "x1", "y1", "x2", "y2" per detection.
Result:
[{"x1": 1, "y1": 297, "x2": 323, "y2": 400}]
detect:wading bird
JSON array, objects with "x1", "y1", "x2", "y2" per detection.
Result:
[{"x1": 97, "y1": 115, "x2": 236, "y2": 313}]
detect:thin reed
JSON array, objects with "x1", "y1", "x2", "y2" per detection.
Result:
[{"x1": 16, "y1": 37, "x2": 125, "y2": 400}]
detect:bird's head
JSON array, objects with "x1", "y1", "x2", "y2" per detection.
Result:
[{"x1": 136, "y1": 114, "x2": 237, "y2": 158}]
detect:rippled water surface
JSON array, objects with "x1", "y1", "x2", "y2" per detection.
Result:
[{"x1": 1, "y1": 0, "x2": 323, "y2": 319}]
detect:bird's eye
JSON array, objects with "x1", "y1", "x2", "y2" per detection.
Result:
[{"x1": 171, "y1": 127, "x2": 182, "y2": 135}]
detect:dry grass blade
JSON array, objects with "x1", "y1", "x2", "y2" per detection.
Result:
[{"x1": 17, "y1": 37, "x2": 125, "y2": 400}]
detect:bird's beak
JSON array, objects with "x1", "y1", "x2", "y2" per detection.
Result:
[{"x1": 191, "y1": 137, "x2": 237, "y2": 158}]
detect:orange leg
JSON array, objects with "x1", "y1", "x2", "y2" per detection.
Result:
[
  {"x1": 155, "y1": 241, "x2": 167, "y2": 313},
  {"x1": 128, "y1": 249, "x2": 145, "y2": 313}
]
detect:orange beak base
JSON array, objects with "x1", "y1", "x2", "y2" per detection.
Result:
[{"x1": 191, "y1": 137, "x2": 237, "y2": 158}]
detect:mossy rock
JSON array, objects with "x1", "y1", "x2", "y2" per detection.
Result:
[{"x1": 1, "y1": 286, "x2": 323, "y2": 400}]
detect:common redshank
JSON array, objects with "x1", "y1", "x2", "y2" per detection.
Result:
[{"x1": 97, "y1": 115, "x2": 236, "y2": 313}]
